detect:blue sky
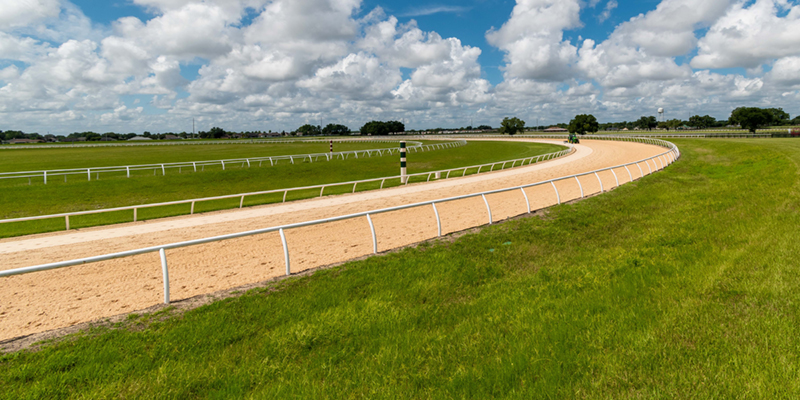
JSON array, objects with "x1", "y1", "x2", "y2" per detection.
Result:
[{"x1": 1, "y1": 0, "x2": 799, "y2": 134}]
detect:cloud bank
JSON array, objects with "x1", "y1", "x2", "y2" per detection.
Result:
[{"x1": 1, "y1": 0, "x2": 800, "y2": 133}]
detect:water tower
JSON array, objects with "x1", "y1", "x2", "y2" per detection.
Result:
[{"x1": 658, "y1": 108, "x2": 665, "y2": 122}]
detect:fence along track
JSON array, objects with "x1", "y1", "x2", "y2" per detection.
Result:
[
  {"x1": 0, "y1": 136, "x2": 679, "y2": 308},
  {"x1": 0, "y1": 140, "x2": 466, "y2": 184},
  {"x1": 0, "y1": 144, "x2": 573, "y2": 232},
  {"x1": 0, "y1": 138, "x2": 419, "y2": 150}
]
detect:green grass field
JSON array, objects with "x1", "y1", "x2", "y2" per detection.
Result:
[
  {"x1": 0, "y1": 141, "x2": 563, "y2": 237},
  {"x1": 2, "y1": 139, "x2": 799, "y2": 398},
  {"x1": 0, "y1": 141, "x2": 400, "y2": 172}
]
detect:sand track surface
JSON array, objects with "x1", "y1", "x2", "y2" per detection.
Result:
[{"x1": 0, "y1": 139, "x2": 668, "y2": 341}]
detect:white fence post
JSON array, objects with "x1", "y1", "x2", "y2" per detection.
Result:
[
  {"x1": 65, "y1": 215, "x2": 70, "y2": 230},
  {"x1": 87, "y1": 168, "x2": 91, "y2": 181},
  {"x1": 594, "y1": 172, "x2": 604, "y2": 192},
  {"x1": 279, "y1": 228, "x2": 290, "y2": 276},
  {"x1": 520, "y1": 188, "x2": 531, "y2": 213},
  {"x1": 610, "y1": 169, "x2": 619, "y2": 187},
  {"x1": 432, "y1": 203, "x2": 442, "y2": 236},
  {"x1": 624, "y1": 166, "x2": 633, "y2": 182},
  {"x1": 481, "y1": 194, "x2": 493, "y2": 224},
  {"x1": 575, "y1": 176, "x2": 584, "y2": 198},
  {"x1": 240, "y1": 196, "x2": 245, "y2": 208},
  {"x1": 636, "y1": 163, "x2": 644, "y2": 178},
  {"x1": 133, "y1": 208, "x2": 137, "y2": 222},
  {"x1": 366, "y1": 214, "x2": 378, "y2": 254},
  {"x1": 551, "y1": 181, "x2": 561, "y2": 205},
  {"x1": 159, "y1": 248, "x2": 170, "y2": 304}
]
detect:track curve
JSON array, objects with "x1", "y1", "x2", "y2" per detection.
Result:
[{"x1": 0, "y1": 138, "x2": 669, "y2": 341}]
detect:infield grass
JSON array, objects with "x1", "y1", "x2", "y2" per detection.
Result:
[
  {"x1": 0, "y1": 141, "x2": 563, "y2": 237},
  {"x1": 2, "y1": 139, "x2": 799, "y2": 398}
]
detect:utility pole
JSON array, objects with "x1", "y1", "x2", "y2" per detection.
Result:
[{"x1": 192, "y1": 118, "x2": 195, "y2": 139}]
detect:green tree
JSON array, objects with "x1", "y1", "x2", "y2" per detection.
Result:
[
  {"x1": 297, "y1": 124, "x2": 322, "y2": 136},
  {"x1": 635, "y1": 116, "x2": 658, "y2": 131},
  {"x1": 322, "y1": 124, "x2": 350, "y2": 136},
  {"x1": 766, "y1": 108, "x2": 790, "y2": 126},
  {"x1": 730, "y1": 107, "x2": 773, "y2": 133},
  {"x1": 359, "y1": 121, "x2": 404, "y2": 135},
  {"x1": 208, "y1": 127, "x2": 226, "y2": 138},
  {"x1": 688, "y1": 115, "x2": 716, "y2": 129},
  {"x1": 499, "y1": 117, "x2": 525, "y2": 135},
  {"x1": 568, "y1": 114, "x2": 599, "y2": 135}
]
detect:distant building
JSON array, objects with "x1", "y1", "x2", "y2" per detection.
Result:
[
  {"x1": 543, "y1": 127, "x2": 568, "y2": 132},
  {"x1": 163, "y1": 134, "x2": 182, "y2": 140},
  {"x1": 128, "y1": 136, "x2": 153, "y2": 141}
]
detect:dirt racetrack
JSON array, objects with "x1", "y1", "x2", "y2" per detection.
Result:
[{"x1": 0, "y1": 139, "x2": 670, "y2": 341}]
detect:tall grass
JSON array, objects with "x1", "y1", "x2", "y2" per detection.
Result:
[{"x1": 2, "y1": 139, "x2": 799, "y2": 398}]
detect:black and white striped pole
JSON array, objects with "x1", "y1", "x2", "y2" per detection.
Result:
[
  {"x1": 329, "y1": 140, "x2": 333, "y2": 154},
  {"x1": 400, "y1": 141, "x2": 407, "y2": 184}
]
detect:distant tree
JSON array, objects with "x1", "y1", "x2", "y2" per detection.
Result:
[
  {"x1": 297, "y1": 124, "x2": 322, "y2": 136},
  {"x1": 499, "y1": 117, "x2": 525, "y2": 135},
  {"x1": 568, "y1": 114, "x2": 599, "y2": 135},
  {"x1": 792, "y1": 115, "x2": 800, "y2": 126},
  {"x1": 476, "y1": 125, "x2": 493, "y2": 130},
  {"x1": 143, "y1": 131, "x2": 151, "y2": 137},
  {"x1": 386, "y1": 120, "x2": 405, "y2": 133},
  {"x1": 359, "y1": 121, "x2": 404, "y2": 135},
  {"x1": 207, "y1": 127, "x2": 226, "y2": 138},
  {"x1": 688, "y1": 115, "x2": 716, "y2": 129},
  {"x1": 360, "y1": 121, "x2": 388, "y2": 135},
  {"x1": 766, "y1": 107, "x2": 790, "y2": 126},
  {"x1": 730, "y1": 107, "x2": 773, "y2": 133},
  {"x1": 635, "y1": 116, "x2": 658, "y2": 131},
  {"x1": 322, "y1": 123, "x2": 350, "y2": 135}
]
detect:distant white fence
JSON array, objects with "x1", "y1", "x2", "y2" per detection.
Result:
[
  {"x1": 0, "y1": 138, "x2": 413, "y2": 149},
  {"x1": 0, "y1": 140, "x2": 467, "y2": 185},
  {"x1": 0, "y1": 144, "x2": 573, "y2": 231},
  {"x1": 0, "y1": 136, "x2": 679, "y2": 307}
]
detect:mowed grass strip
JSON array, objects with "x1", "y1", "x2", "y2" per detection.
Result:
[
  {"x1": 0, "y1": 141, "x2": 401, "y2": 172},
  {"x1": 0, "y1": 141, "x2": 562, "y2": 237},
  {"x1": 1, "y1": 139, "x2": 799, "y2": 398}
]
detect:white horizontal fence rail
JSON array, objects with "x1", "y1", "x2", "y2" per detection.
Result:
[
  {"x1": 0, "y1": 138, "x2": 423, "y2": 150},
  {"x1": 0, "y1": 144, "x2": 574, "y2": 231},
  {"x1": 0, "y1": 140, "x2": 468, "y2": 184},
  {"x1": 596, "y1": 133, "x2": 773, "y2": 138},
  {"x1": 0, "y1": 137, "x2": 679, "y2": 307}
]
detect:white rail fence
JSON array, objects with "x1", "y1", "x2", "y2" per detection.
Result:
[
  {"x1": 0, "y1": 140, "x2": 467, "y2": 185},
  {"x1": 0, "y1": 138, "x2": 417, "y2": 149},
  {"x1": 0, "y1": 145, "x2": 574, "y2": 232},
  {"x1": 0, "y1": 137, "x2": 679, "y2": 307}
]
